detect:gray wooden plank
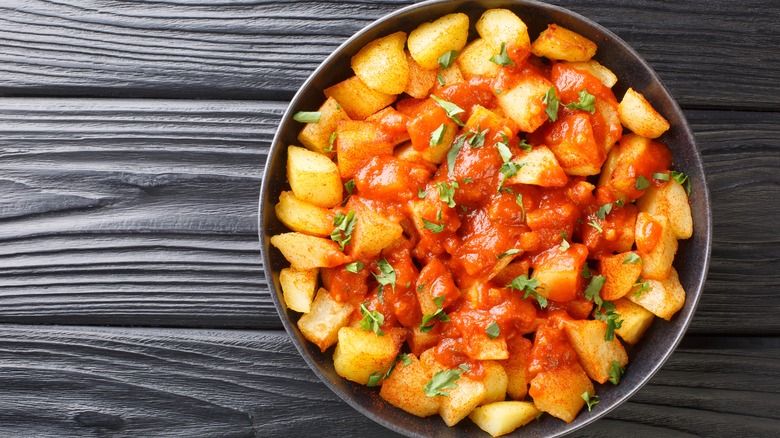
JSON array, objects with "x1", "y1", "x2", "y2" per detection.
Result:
[
  {"x1": 0, "y1": 99, "x2": 777, "y2": 333},
  {"x1": 0, "y1": 0, "x2": 777, "y2": 109},
  {"x1": 0, "y1": 326, "x2": 775, "y2": 437}
]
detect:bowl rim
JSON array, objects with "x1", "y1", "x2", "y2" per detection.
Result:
[{"x1": 259, "y1": 0, "x2": 712, "y2": 436}]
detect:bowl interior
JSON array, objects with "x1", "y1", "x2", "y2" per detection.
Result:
[{"x1": 259, "y1": 1, "x2": 712, "y2": 436}]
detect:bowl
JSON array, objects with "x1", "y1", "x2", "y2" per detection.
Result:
[{"x1": 259, "y1": 0, "x2": 712, "y2": 436}]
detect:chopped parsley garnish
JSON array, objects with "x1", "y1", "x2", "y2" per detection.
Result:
[
  {"x1": 563, "y1": 89, "x2": 596, "y2": 113},
  {"x1": 588, "y1": 220, "x2": 603, "y2": 233},
  {"x1": 608, "y1": 360, "x2": 625, "y2": 385},
  {"x1": 543, "y1": 87, "x2": 560, "y2": 122},
  {"x1": 671, "y1": 170, "x2": 692, "y2": 195},
  {"x1": 581, "y1": 262, "x2": 592, "y2": 279},
  {"x1": 324, "y1": 131, "x2": 337, "y2": 153},
  {"x1": 418, "y1": 188, "x2": 428, "y2": 198},
  {"x1": 424, "y1": 367, "x2": 465, "y2": 397},
  {"x1": 518, "y1": 138, "x2": 532, "y2": 152},
  {"x1": 635, "y1": 175, "x2": 651, "y2": 190},
  {"x1": 462, "y1": 177, "x2": 474, "y2": 184},
  {"x1": 516, "y1": 193, "x2": 526, "y2": 222},
  {"x1": 358, "y1": 303, "x2": 385, "y2": 336},
  {"x1": 467, "y1": 127, "x2": 489, "y2": 148},
  {"x1": 437, "y1": 181, "x2": 460, "y2": 208},
  {"x1": 486, "y1": 321, "x2": 501, "y2": 339},
  {"x1": 623, "y1": 253, "x2": 642, "y2": 265},
  {"x1": 447, "y1": 134, "x2": 467, "y2": 175},
  {"x1": 431, "y1": 95, "x2": 465, "y2": 126},
  {"x1": 597, "y1": 203, "x2": 613, "y2": 220},
  {"x1": 489, "y1": 42, "x2": 515, "y2": 67},
  {"x1": 438, "y1": 50, "x2": 459, "y2": 70},
  {"x1": 594, "y1": 301, "x2": 623, "y2": 341},
  {"x1": 584, "y1": 275, "x2": 606, "y2": 307},
  {"x1": 498, "y1": 161, "x2": 523, "y2": 191},
  {"x1": 330, "y1": 210, "x2": 357, "y2": 251},
  {"x1": 559, "y1": 232, "x2": 571, "y2": 252},
  {"x1": 430, "y1": 123, "x2": 447, "y2": 146},
  {"x1": 653, "y1": 171, "x2": 670, "y2": 181},
  {"x1": 367, "y1": 353, "x2": 414, "y2": 387},
  {"x1": 346, "y1": 261, "x2": 364, "y2": 273},
  {"x1": 420, "y1": 295, "x2": 450, "y2": 333},
  {"x1": 373, "y1": 259, "x2": 397, "y2": 294},
  {"x1": 582, "y1": 392, "x2": 599, "y2": 411},
  {"x1": 344, "y1": 179, "x2": 355, "y2": 195},
  {"x1": 293, "y1": 111, "x2": 321, "y2": 123},
  {"x1": 507, "y1": 274, "x2": 547, "y2": 308},
  {"x1": 437, "y1": 73, "x2": 445, "y2": 87},
  {"x1": 615, "y1": 199, "x2": 625, "y2": 207},
  {"x1": 423, "y1": 208, "x2": 446, "y2": 233},
  {"x1": 366, "y1": 372, "x2": 384, "y2": 387},
  {"x1": 633, "y1": 278, "x2": 651, "y2": 298},
  {"x1": 497, "y1": 248, "x2": 521, "y2": 259},
  {"x1": 399, "y1": 353, "x2": 413, "y2": 367},
  {"x1": 497, "y1": 134, "x2": 513, "y2": 162}
]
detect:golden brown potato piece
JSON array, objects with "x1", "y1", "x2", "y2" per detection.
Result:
[
  {"x1": 336, "y1": 120, "x2": 395, "y2": 179},
  {"x1": 333, "y1": 327, "x2": 405, "y2": 385},
  {"x1": 475, "y1": 8, "x2": 531, "y2": 63},
  {"x1": 287, "y1": 145, "x2": 343, "y2": 208},
  {"x1": 628, "y1": 267, "x2": 686, "y2": 320},
  {"x1": 297, "y1": 288, "x2": 353, "y2": 352},
  {"x1": 600, "y1": 251, "x2": 643, "y2": 301},
  {"x1": 612, "y1": 297, "x2": 656, "y2": 345},
  {"x1": 324, "y1": 75, "x2": 396, "y2": 120},
  {"x1": 528, "y1": 362, "x2": 594, "y2": 423},
  {"x1": 352, "y1": 31, "x2": 409, "y2": 95},
  {"x1": 346, "y1": 197, "x2": 403, "y2": 258},
  {"x1": 380, "y1": 353, "x2": 440, "y2": 417},
  {"x1": 637, "y1": 179, "x2": 693, "y2": 239},
  {"x1": 457, "y1": 38, "x2": 501, "y2": 78},
  {"x1": 618, "y1": 88, "x2": 670, "y2": 139},
  {"x1": 439, "y1": 374, "x2": 487, "y2": 426},
  {"x1": 496, "y1": 73, "x2": 553, "y2": 133},
  {"x1": 408, "y1": 13, "x2": 470, "y2": 70},
  {"x1": 407, "y1": 327, "x2": 440, "y2": 358},
  {"x1": 481, "y1": 361, "x2": 509, "y2": 405},
  {"x1": 275, "y1": 191, "x2": 334, "y2": 237},
  {"x1": 502, "y1": 336, "x2": 532, "y2": 400},
  {"x1": 565, "y1": 60, "x2": 618, "y2": 88},
  {"x1": 469, "y1": 401, "x2": 540, "y2": 437},
  {"x1": 531, "y1": 24, "x2": 597, "y2": 62},
  {"x1": 564, "y1": 319, "x2": 629, "y2": 384},
  {"x1": 404, "y1": 52, "x2": 437, "y2": 98},
  {"x1": 297, "y1": 97, "x2": 350, "y2": 156},
  {"x1": 508, "y1": 145, "x2": 568, "y2": 188},
  {"x1": 635, "y1": 212, "x2": 678, "y2": 280},
  {"x1": 280, "y1": 267, "x2": 319, "y2": 313},
  {"x1": 270, "y1": 232, "x2": 349, "y2": 269}
]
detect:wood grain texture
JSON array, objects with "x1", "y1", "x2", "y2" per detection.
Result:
[
  {"x1": 1, "y1": 99, "x2": 778, "y2": 333},
  {"x1": 0, "y1": 326, "x2": 775, "y2": 437},
  {"x1": 0, "y1": 0, "x2": 777, "y2": 109}
]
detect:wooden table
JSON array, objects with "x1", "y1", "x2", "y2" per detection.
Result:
[{"x1": 0, "y1": 1, "x2": 778, "y2": 436}]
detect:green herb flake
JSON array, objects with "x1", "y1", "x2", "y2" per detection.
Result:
[
  {"x1": 489, "y1": 42, "x2": 515, "y2": 67},
  {"x1": 633, "y1": 278, "x2": 651, "y2": 298},
  {"x1": 594, "y1": 301, "x2": 623, "y2": 341},
  {"x1": 358, "y1": 303, "x2": 385, "y2": 336},
  {"x1": 507, "y1": 274, "x2": 547, "y2": 308},
  {"x1": 345, "y1": 261, "x2": 364, "y2": 273},
  {"x1": 344, "y1": 179, "x2": 355, "y2": 195},
  {"x1": 324, "y1": 131, "x2": 337, "y2": 153},
  {"x1": 462, "y1": 177, "x2": 474, "y2": 184},
  {"x1": 615, "y1": 199, "x2": 625, "y2": 207},
  {"x1": 582, "y1": 391, "x2": 600, "y2": 411},
  {"x1": 670, "y1": 170, "x2": 692, "y2": 195},
  {"x1": 588, "y1": 220, "x2": 603, "y2": 233},
  {"x1": 635, "y1": 175, "x2": 651, "y2": 191},
  {"x1": 430, "y1": 123, "x2": 447, "y2": 147},
  {"x1": 518, "y1": 139, "x2": 532, "y2": 152},
  {"x1": 437, "y1": 181, "x2": 460, "y2": 208},
  {"x1": 623, "y1": 253, "x2": 642, "y2": 265},
  {"x1": 424, "y1": 368, "x2": 464, "y2": 397},
  {"x1": 431, "y1": 95, "x2": 465, "y2": 127},
  {"x1": 584, "y1": 275, "x2": 606, "y2": 309},
  {"x1": 467, "y1": 127, "x2": 489, "y2": 148},
  {"x1": 418, "y1": 188, "x2": 428, "y2": 198},
  {"x1": 293, "y1": 111, "x2": 321, "y2": 123},
  {"x1": 437, "y1": 73, "x2": 446, "y2": 87},
  {"x1": 400, "y1": 353, "x2": 413, "y2": 367},
  {"x1": 420, "y1": 295, "x2": 450, "y2": 333},
  {"x1": 447, "y1": 134, "x2": 467, "y2": 175},
  {"x1": 597, "y1": 203, "x2": 613, "y2": 220},
  {"x1": 563, "y1": 89, "x2": 596, "y2": 113},
  {"x1": 543, "y1": 87, "x2": 560, "y2": 122},
  {"x1": 373, "y1": 259, "x2": 397, "y2": 293},
  {"x1": 330, "y1": 210, "x2": 357, "y2": 251},
  {"x1": 608, "y1": 360, "x2": 625, "y2": 385},
  {"x1": 581, "y1": 262, "x2": 592, "y2": 279},
  {"x1": 498, "y1": 161, "x2": 523, "y2": 192},
  {"x1": 438, "y1": 50, "x2": 459, "y2": 70},
  {"x1": 367, "y1": 371, "x2": 384, "y2": 387},
  {"x1": 497, "y1": 135, "x2": 513, "y2": 163},
  {"x1": 497, "y1": 248, "x2": 521, "y2": 259},
  {"x1": 486, "y1": 321, "x2": 501, "y2": 339},
  {"x1": 653, "y1": 171, "x2": 670, "y2": 181},
  {"x1": 422, "y1": 208, "x2": 446, "y2": 234},
  {"x1": 559, "y1": 232, "x2": 571, "y2": 252}
]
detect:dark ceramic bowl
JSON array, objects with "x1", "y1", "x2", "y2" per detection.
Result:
[{"x1": 259, "y1": 0, "x2": 712, "y2": 436}]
